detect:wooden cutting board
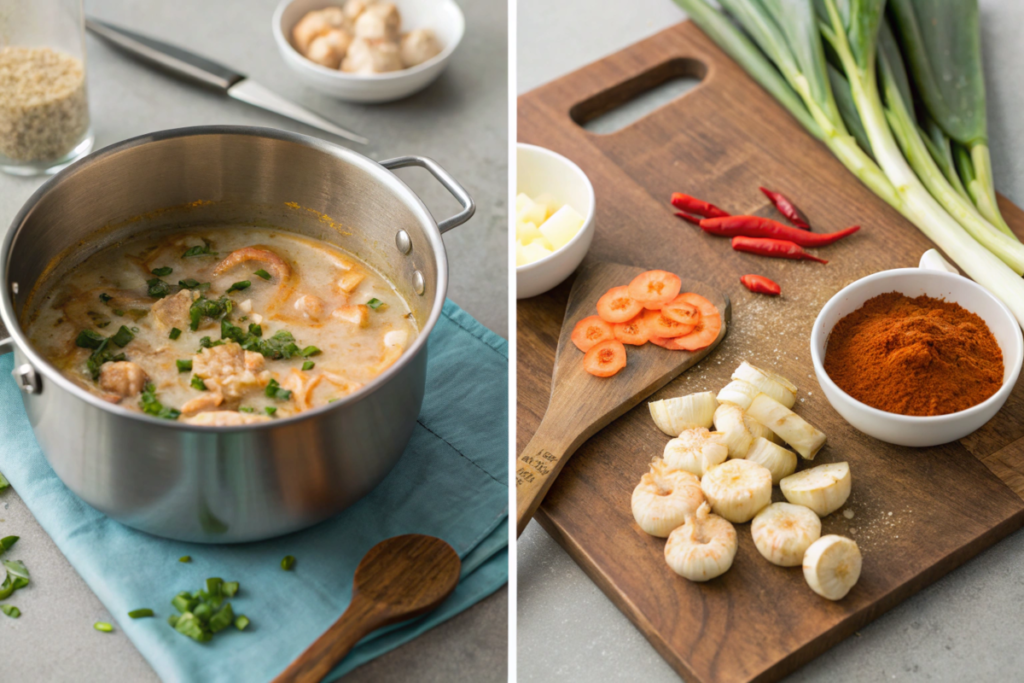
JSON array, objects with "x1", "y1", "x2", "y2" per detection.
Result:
[{"x1": 517, "y1": 20, "x2": 1024, "y2": 683}]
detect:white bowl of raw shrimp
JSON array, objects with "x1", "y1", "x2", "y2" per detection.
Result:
[{"x1": 272, "y1": 0, "x2": 465, "y2": 103}]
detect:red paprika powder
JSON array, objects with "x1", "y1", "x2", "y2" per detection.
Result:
[{"x1": 823, "y1": 292, "x2": 1003, "y2": 416}]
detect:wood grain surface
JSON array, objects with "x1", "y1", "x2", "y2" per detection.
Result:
[
  {"x1": 516, "y1": 263, "x2": 729, "y2": 536},
  {"x1": 517, "y1": 20, "x2": 1024, "y2": 683}
]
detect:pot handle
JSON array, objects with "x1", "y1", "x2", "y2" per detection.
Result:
[
  {"x1": 380, "y1": 156, "x2": 476, "y2": 234},
  {"x1": 0, "y1": 319, "x2": 11, "y2": 356}
]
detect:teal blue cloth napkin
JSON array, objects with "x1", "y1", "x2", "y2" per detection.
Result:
[{"x1": 0, "y1": 300, "x2": 508, "y2": 682}]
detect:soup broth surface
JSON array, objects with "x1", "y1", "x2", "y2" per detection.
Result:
[{"x1": 25, "y1": 226, "x2": 418, "y2": 425}]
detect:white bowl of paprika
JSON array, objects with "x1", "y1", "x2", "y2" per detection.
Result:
[{"x1": 810, "y1": 252, "x2": 1023, "y2": 447}]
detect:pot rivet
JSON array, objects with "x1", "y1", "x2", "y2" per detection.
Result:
[
  {"x1": 11, "y1": 282, "x2": 18, "y2": 294},
  {"x1": 12, "y1": 363, "x2": 40, "y2": 395},
  {"x1": 396, "y1": 230, "x2": 412, "y2": 254},
  {"x1": 413, "y1": 270, "x2": 425, "y2": 296}
]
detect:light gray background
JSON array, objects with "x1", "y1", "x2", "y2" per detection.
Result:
[
  {"x1": 518, "y1": 0, "x2": 1024, "y2": 681},
  {"x1": 0, "y1": 0, "x2": 507, "y2": 680}
]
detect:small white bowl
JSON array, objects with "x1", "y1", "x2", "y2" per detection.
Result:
[
  {"x1": 810, "y1": 255, "x2": 1023, "y2": 447},
  {"x1": 272, "y1": 0, "x2": 464, "y2": 103},
  {"x1": 516, "y1": 143, "x2": 595, "y2": 299}
]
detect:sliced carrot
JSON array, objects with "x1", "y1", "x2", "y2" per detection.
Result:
[
  {"x1": 671, "y1": 309, "x2": 722, "y2": 351},
  {"x1": 627, "y1": 270, "x2": 682, "y2": 309},
  {"x1": 674, "y1": 292, "x2": 717, "y2": 320},
  {"x1": 596, "y1": 285, "x2": 644, "y2": 323},
  {"x1": 648, "y1": 335, "x2": 682, "y2": 350},
  {"x1": 571, "y1": 315, "x2": 614, "y2": 352},
  {"x1": 584, "y1": 339, "x2": 627, "y2": 377},
  {"x1": 613, "y1": 314, "x2": 650, "y2": 346},
  {"x1": 643, "y1": 308, "x2": 696, "y2": 339},
  {"x1": 661, "y1": 296, "x2": 700, "y2": 326}
]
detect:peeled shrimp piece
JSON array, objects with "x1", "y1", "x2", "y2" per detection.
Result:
[
  {"x1": 353, "y1": 3, "x2": 400, "y2": 41},
  {"x1": 306, "y1": 29, "x2": 352, "y2": 68},
  {"x1": 292, "y1": 8, "x2": 346, "y2": 52},
  {"x1": 98, "y1": 361, "x2": 148, "y2": 398},
  {"x1": 631, "y1": 459, "x2": 704, "y2": 537},
  {"x1": 181, "y1": 392, "x2": 224, "y2": 417},
  {"x1": 342, "y1": 37, "x2": 403, "y2": 74},
  {"x1": 294, "y1": 294, "x2": 326, "y2": 320},
  {"x1": 664, "y1": 502, "x2": 738, "y2": 582},
  {"x1": 663, "y1": 428, "x2": 728, "y2": 477},
  {"x1": 400, "y1": 28, "x2": 442, "y2": 67},
  {"x1": 213, "y1": 247, "x2": 291, "y2": 282}
]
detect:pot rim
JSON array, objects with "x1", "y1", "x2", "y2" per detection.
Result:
[{"x1": 0, "y1": 125, "x2": 449, "y2": 431}]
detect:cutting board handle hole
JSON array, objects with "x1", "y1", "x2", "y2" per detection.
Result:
[{"x1": 570, "y1": 58, "x2": 706, "y2": 135}]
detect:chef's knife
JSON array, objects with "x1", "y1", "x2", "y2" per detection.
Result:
[{"x1": 85, "y1": 17, "x2": 369, "y2": 145}]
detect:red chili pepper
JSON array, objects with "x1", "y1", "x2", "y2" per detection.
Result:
[
  {"x1": 731, "y1": 236, "x2": 828, "y2": 264},
  {"x1": 740, "y1": 274, "x2": 781, "y2": 296},
  {"x1": 670, "y1": 193, "x2": 730, "y2": 219},
  {"x1": 700, "y1": 216, "x2": 859, "y2": 247},
  {"x1": 760, "y1": 187, "x2": 811, "y2": 230},
  {"x1": 674, "y1": 211, "x2": 702, "y2": 226}
]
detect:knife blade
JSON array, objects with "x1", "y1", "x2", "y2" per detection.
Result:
[{"x1": 85, "y1": 17, "x2": 369, "y2": 145}]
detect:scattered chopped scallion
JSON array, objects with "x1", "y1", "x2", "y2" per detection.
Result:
[
  {"x1": 190, "y1": 376, "x2": 207, "y2": 391},
  {"x1": 94, "y1": 622, "x2": 113, "y2": 633},
  {"x1": 234, "y1": 615, "x2": 249, "y2": 631},
  {"x1": 146, "y1": 278, "x2": 173, "y2": 299},
  {"x1": 0, "y1": 537, "x2": 18, "y2": 554},
  {"x1": 0, "y1": 471, "x2": 9, "y2": 491},
  {"x1": 139, "y1": 383, "x2": 181, "y2": 421},
  {"x1": 253, "y1": 269, "x2": 271, "y2": 280},
  {"x1": 226, "y1": 281, "x2": 250, "y2": 293},
  {"x1": 176, "y1": 359, "x2": 192, "y2": 373},
  {"x1": 151, "y1": 266, "x2": 173, "y2": 277},
  {"x1": 179, "y1": 556, "x2": 191, "y2": 563},
  {"x1": 222, "y1": 581, "x2": 239, "y2": 598},
  {"x1": 300, "y1": 346, "x2": 321, "y2": 357},
  {"x1": 182, "y1": 239, "x2": 215, "y2": 258},
  {"x1": 264, "y1": 379, "x2": 292, "y2": 401},
  {"x1": 302, "y1": 361, "x2": 315, "y2": 371},
  {"x1": 265, "y1": 407, "x2": 277, "y2": 416},
  {"x1": 281, "y1": 555, "x2": 295, "y2": 571},
  {"x1": 2, "y1": 604, "x2": 20, "y2": 618},
  {"x1": 239, "y1": 406, "x2": 254, "y2": 414},
  {"x1": 366, "y1": 298, "x2": 383, "y2": 310},
  {"x1": 99, "y1": 292, "x2": 113, "y2": 303},
  {"x1": 128, "y1": 608, "x2": 154, "y2": 619},
  {"x1": 169, "y1": 327, "x2": 182, "y2": 340},
  {"x1": 111, "y1": 325, "x2": 134, "y2": 348}
]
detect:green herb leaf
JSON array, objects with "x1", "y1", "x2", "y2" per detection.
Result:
[
  {"x1": 113, "y1": 309, "x2": 126, "y2": 316},
  {"x1": 4, "y1": 560, "x2": 29, "y2": 582},
  {"x1": 179, "y1": 556, "x2": 191, "y2": 563},
  {"x1": 234, "y1": 615, "x2": 250, "y2": 631},
  {"x1": 302, "y1": 361, "x2": 315, "y2": 371},
  {"x1": 146, "y1": 278, "x2": 173, "y2": 299},
  {"x1": 265, "y1": 406, "x2": 277, "y2": 416},
  {"x1": 226, "y1": 281, "x2": 250, "y2": 293},
  {"x1": 281, "y1": 555, "x2": 296, "y2": 571},
  {"x1": 99, "y1": 292, "x2": 113, "y2": 303},
  {"x1": 366, "y1": 298, "x2": 383, "y2": 310},
  {"x1": 169, "y1": 327, "x2": 182, "y2": 340},
  {"x1": 173, "y1": 612, "x2": 210, "y2": 641},
  {"x1": 151, "y1": 266, "x2": 173, "y2": 277},
  {"x1": 189, "y1": 296, "x2": 232, "y2": 331},
  {"x1": 128, "y1": 608, "x2": 155, "y2": 619},
  {"x1": 238, "y1": 406, "x2": 254, "y2": 414},
  {"x1": 178, "y1": 278, "x2": 210, "y2": 291},
  {"x1": 0, "y1": 537, "x2": 18, "y2": 555},
  {"x1": 0, "y1": 471, "x2": 10, "y2": 491},
  {"x1": 254, "y1": 269, "x2": 271, "y2": 280},
  {"x1": 264, "y1": 379, "x2": 292, "y2": 401},
  {"x1": 300, "y1": 346, "x2": 321, "y2": 357},
  {"x1": 1, "y1": 604, "x2": 20, "y2": 618},
  {"x1": 209, "y1": 602, "x2": 234, "y2": 634},
  {"x1": 191, "y1": 376, "x2": 207, "y2": 391},
  {"x1": 176, "y1": 359, "x2": 192, "y2": 373},
  {"x1": 94, "y1": 621, "x2": 114, "y2": 633},
  {"x1": 248, "y1": 323, "x2": 263, "y2": 337},
  {"x1": 139, "y1": 383, "x2": 181, "y2": 420},
  {"x1": 111, "y1": 325, "x2": 134, "y2": 348}
]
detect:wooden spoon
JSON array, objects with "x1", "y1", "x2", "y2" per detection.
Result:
[
  {"x1": 272, "y1": 535, "x2": 462, "y2": 683},
  {"x1": 516, "y1": 262, "x2": 730, "y2": 537}
]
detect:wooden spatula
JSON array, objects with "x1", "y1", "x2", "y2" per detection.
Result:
[
  {"x1": 516, "y1": 262, "x2": 730, "y2": 537},
  {"x1": 272, "y1": 535, "x2": 461, "y2": 683}
]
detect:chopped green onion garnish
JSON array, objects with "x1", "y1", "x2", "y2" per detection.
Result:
[
  {"x1": 239, "y1": 406, "x2": 254, "y2": 414},
  {"x1": 191, "y1": 376, "x2": 207, "y2": 391},
  {"x1": 234, "y1": 615, "x2": 250, "y2": 631},
  {"x1": 128, "y1": 608, "x2": 154, "y2": 619},
  {"x1": 151, "y1": 266, "x2": 173, "y2": 277},
  {"x1": 222, "y1": 581, "x2": 239, "y2": 598},
  {"x1": 328, "y1": 398, "x2": 339, "y2": 403},
  {"x1": 176, "y1": 359, "x2": 192, "y2": 372},
  {"x1": 281, "y1": 555, "x2": 295, "y2": 571},
  {"x1": 146, "y1": 278, "x2": 173, "y2": 299},
  {"x1": 0, "y1": 471, "x2": 8, "y2": 491},
  {"x1": 302, "y1": 361, "x2": 315, "y2": 371},
  {"x1": 248, "y1": 323, "x2": 263, "y2": 337},
  {"x1": 113, "y1": 309, "x2": 126, "y2": 316},
  {"x1": 99, "y1": 292, "x2": 113, "y2": 303},
  {"x1": 264, "y1": 379, "x2": 292, "y2": 401},
  {"x1": 182, "y1": 240, "x2": 215, "y2": 258},
  {"x1": 366, "y1": 298, "x2": 383, "y2": 310},
  {"x1": 139, "y1": 383, "x2": 181, "y2": 420},
  {"x1": 206, "y1": 577, "x2": 223, "y2": 597},
  {"x1": 226, "y1": 281, "x2": 250, "y2": 293},
  {"x1": 169, "y1": 327, "x2": 182, "y2": 340},
  {"x1": 94, "y1": 622, "x2": 113, "y2": 633},
  {"x1": 178, "y1": 278, "x2": 210, "y2": 291},
  {"x1": 111, "y1": 325, "x2": 134, "y2": 348},
  {"x1": 75, "y1": 330, "x2": 105, "y2": 350},
  {"x1": 300, "y1": 346, "x2": 321, "y2": 357},
  {"x1": 254, "y1": 269, "x2": 271, "y2": 280},
  {"x1": 1, "y1": 604, "x2": 20, "y2": 618},
  {"x1": 265, "y1": 407, "x2": 277, "y2": 416},
  {"x1": 179, "y1": 556, "x2": 191, "y2": 563}
]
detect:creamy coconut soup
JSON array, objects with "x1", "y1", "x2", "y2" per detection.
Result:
[{"x1": 24, "y1": 226, "x2": 418, "y2": 425}]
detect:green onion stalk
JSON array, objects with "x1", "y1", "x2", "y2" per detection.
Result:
[{"x1": 671, "y1": 0, "x2": 1024, "y2": 328}]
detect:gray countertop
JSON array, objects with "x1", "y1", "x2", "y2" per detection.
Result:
[
  {"x1": 0, "y1": 0, "x2": 507, "y2": 680},
  {"x1": 517, "y1": 0, "x2": 1024, "y2": 681}
]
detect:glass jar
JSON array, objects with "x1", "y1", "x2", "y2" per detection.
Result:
[{"x1": 0, "y1": 0, "x2": 93, "y2": 175}]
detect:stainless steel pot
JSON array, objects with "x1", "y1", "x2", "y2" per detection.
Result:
[{"x1": 0, "y1": 126, "x2": 474, "y2": 542}]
